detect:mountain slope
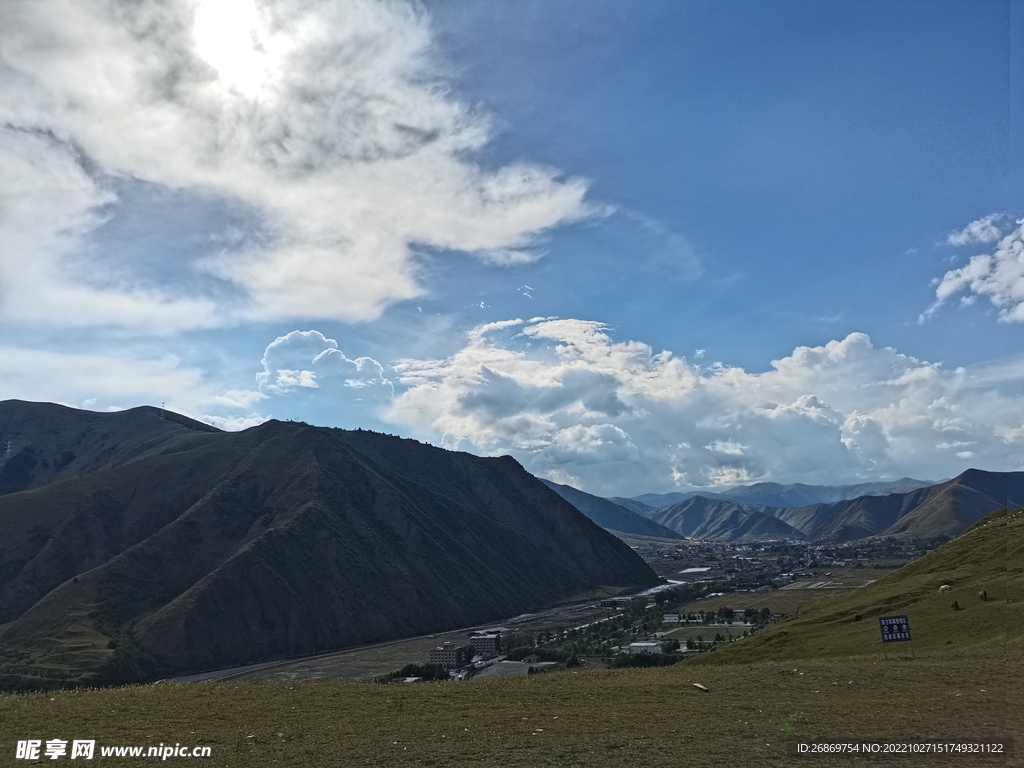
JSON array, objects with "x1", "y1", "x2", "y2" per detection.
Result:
[
  {"x1": 540, "y1": 480, "x2": 681, "y2": 539},
  {"x1": 769, "y1": 469, "x2": 1024, "y2": 542},
  {"x1": 606, "y1": 497, "x2": 657, "y2": 517},
  {"x1": 0, "y1": 399, "x2": 219, "y2": 496},
  {"x1": 0, "y1": 412, "x2": 658, "y2": 689}
]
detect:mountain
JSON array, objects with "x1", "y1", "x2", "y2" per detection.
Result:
[
  {"x1": 631, "y1": 491, "x2": 702, "y2": 508},
  {"x1": 641, "y1": 470, "x2": 1020, "y2": 543},
  {"x1": 631, "y1": 477, "x2": 933, "y2": 510},
  {"x1": 606, "y1": 497, "x2": 657, "y2": 517},
  {"x1": 771, "y1": 469, "x2": 1023, "y2": 542},
  {"x1": 540, "y1": 480, "x2": 681, "y2": 539},
  {"x1": 649, "y1": 496, "x2": 805, "y2": 542},
  {"x1": 0, "y1": 399, "x2": 218, "y2": 496},
  {"x1": 712, "y1": 478, "x2": 934, "y2": 508},
  {"x1": 0, "y1": 406, "x2": 658, "y2": 690}
]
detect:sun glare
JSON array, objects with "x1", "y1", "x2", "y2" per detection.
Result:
[{"x1": 193, "y1": 0, "x2": 272, "y2": 96}]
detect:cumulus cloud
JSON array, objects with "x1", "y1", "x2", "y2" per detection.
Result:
[
  {"x1": 385, "y1": 319, "x2": 1024, "y2": 495},
  {"x1": 257, "y1": 329, "x2": 393, "y2": 403},
  {"x1": 925, "y1": 220, "x2": 1024, "y2": 323},
  {"x1": 0, "y1": 0, "x2": 589, "y2": 330},
  {"x1": 946, "y1": 214, "x2": 1005, "y2": 246}
]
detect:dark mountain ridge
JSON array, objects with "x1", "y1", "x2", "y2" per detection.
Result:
[{"x1": 0, "y1": 406, "x2": 657, "y2": 690}]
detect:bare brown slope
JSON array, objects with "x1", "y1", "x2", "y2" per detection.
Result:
[{"x1": 0, "y1": 420, "x2": 657, "y2": 688}]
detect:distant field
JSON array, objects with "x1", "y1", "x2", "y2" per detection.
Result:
[{"x1": 677, "y1": 567, "x2": 891, "y2": 617}]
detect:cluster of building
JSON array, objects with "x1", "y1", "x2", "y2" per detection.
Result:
[{"x1": 428, "y1": 628, "x2": 507, "y2": 670}]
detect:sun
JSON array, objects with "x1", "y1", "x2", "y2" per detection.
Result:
[{"x1": 193, "y1": 0, "x2": 272, "y2": 96}]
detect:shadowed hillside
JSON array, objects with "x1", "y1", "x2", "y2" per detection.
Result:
[
  {"x1": 540, "y1": 480, "x2": 681, "y2": 538},
  {"x1": 0, "y1": 408, "x2": 657, "y2": 690}
]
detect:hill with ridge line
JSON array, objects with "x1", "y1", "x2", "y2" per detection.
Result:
[{"x1": 0, "y1": 405, "x2": 658, "y2": 690}]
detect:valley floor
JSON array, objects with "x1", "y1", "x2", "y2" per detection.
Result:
[{"x1": 1, "y1": 650, "x2": 1015, "y2": 767}]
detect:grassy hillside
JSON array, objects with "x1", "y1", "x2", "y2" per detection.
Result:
[{"x1": 694, "y1": 506, "x2": 1020, "y2": 663}]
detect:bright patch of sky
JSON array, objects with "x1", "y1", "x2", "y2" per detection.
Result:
[{"x1": 1, "y1": 0, "x2": 1022, "y2": 495}]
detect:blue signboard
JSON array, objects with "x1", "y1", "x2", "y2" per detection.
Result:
[{"x1": 879, "y1": 615, "x2": 911, "y2": 642}]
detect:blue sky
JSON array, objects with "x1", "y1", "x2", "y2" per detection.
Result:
[{"x1": 1, "y1": 0, "x2": 1022, "y2": 495}]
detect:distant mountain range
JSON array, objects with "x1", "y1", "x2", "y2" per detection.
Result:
[
  {"x1": 544, "y1": 469, "x2": 1020, "y2": 544},
  {"x1": 641, "y1": 469, "x2": 1022, "y2": 543},
  {"x1": 0, "y1": 401, "x2": 657, "y2": 689},
  {"x1": 540, "y1": 480, "x2": 681, "y2": 539},
  {"x1": 632, "y1": 477, "x2": 934, "y2": 509},
  {"x1": 647, "y1": 496, "x2": 804, "y2": 542}
]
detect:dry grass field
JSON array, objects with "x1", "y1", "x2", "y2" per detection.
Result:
[{"x1": 0, "y1": 651, "x2": 1012, "y2": 767}]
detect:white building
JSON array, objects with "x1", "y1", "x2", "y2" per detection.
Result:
[{"x1": 628, "y1": 641, "x2": 662, "y2": 655}]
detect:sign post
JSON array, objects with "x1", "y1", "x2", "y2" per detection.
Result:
[{"x1": 878, "y1": 615, "x2": 913, "y2": 659}]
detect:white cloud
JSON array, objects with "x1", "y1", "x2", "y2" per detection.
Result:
[
  {"x1": 0, "y1": 128, "x2": 217, "y2": 332},
  {"x1": 706, "y1": 440, "x2": 746, "y2": 456},
  {"x1": 385, "y1": 319, "x2": 1024, "y2": 495},
  {"x1": 946, "y1": 214, "x2": 1004, "y2": 246},
  {"x1": 0, "y1": 344, "x2": 263, "y2": 429},
  {"x1": 925, "y1": 220, "x2": 1024, "y2": 323},
  {"x1": 257, "y1": 329, "x2": 393, "y2": 403},
  {"x1": 0, "y1": 0, "x2": 589, "y2": 330}
]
